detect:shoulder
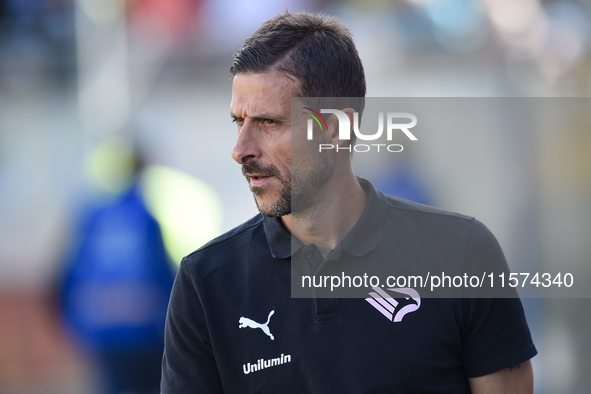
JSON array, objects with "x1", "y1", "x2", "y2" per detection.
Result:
[
  {"x1": 383, "y1": 193, "x2": 496, "y2": 237},
  {"x1": 189, "y1": 213, "x2": 264, "y2": 253},
  {"x1": 182, "y1": 214, "x2": 266, "y2": 273},
  {"x1": 379, "y1": 192, "x2": 504, "y2": 273},
  {"x1": 384, "y1": 193, "x2": 473, "y2": 222},
  {"x1": 382, "y1": 192, "x2": 478, "y2": 238}
]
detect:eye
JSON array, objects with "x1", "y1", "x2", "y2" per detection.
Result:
[{"x1": 261, "y1": 118, "x2": 278, "y2": 125}]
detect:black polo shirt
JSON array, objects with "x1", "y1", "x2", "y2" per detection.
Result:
[{"x1": 161, "y1": 178, "x2": 537, "y2": 393}]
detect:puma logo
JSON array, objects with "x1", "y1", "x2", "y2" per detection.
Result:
[{"x1": 239, "y1": 310, "x2": 275, "y2": 340}]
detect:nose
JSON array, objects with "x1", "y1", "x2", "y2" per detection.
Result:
[{"x1": 231, "y1": 120, "x2": 260, "y2": 165}]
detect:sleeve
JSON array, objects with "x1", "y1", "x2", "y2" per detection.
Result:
[
  {"x1": 459, "y1": 219, "x2": 538, "y2": 378},
  {"x1": 161, "y1": 258, "x2": 224, "y2": 393}
]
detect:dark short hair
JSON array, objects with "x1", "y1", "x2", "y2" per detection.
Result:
[{"x1": 231, "y1": 11, "x2": 366, "y2": 134}]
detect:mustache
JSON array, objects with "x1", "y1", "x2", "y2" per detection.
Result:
[{"x1": 241, "y1": 162, "x2": 281, "y2": 179}]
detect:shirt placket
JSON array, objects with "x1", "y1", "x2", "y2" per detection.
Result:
[{"x1": 299, "y1": 244, "x2": 340, "y2": 322}]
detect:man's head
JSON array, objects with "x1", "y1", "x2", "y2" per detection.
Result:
[
  {"x1": 230, "y1": 12, "x2": 366, "y2": 218},
  {"x1": 231, "y1": 11, "x2": 366, "y2": 113}
]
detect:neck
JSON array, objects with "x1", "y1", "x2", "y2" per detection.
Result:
[{"x1": 281, "y1": 170, "x2": 368, "y2": 258}]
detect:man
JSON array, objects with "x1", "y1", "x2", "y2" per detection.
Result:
[{"x1": 161, "y1": 11, "x2": 536, "y2": 393}]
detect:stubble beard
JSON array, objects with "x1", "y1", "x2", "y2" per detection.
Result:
[
  {"x1": 242, "y1": 153, "x2": 333, "y2": 218},
  {"x1": 242, "y1": 161, "x2": 291, "y2": 217},
  {"x1": 252, "y1": 175, "x2": 292, "y2": 218}
]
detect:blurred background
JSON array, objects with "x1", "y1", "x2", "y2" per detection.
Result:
[{"x1": 0, "y1": 0, "x2": 590, "y2": 393}]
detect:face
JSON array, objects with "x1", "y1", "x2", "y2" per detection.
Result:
[{"x1": 230, "y1": 70, "x2": 333, "y2": 217}]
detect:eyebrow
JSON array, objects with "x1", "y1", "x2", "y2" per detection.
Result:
[{"x1": 230, "y1": 111, "x2": 289, "y2": 122}]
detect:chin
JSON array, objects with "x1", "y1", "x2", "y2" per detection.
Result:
[{"x1": 254, "y1": 196, "x2": 290, "y2": 218}]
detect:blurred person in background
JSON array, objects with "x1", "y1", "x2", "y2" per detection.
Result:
[
  {"x1": 58, "y1": 139, "x2": 175, "y2": 394},
  {"x1": 161, "y1": 11, "x2": 536, "y2": 393}
]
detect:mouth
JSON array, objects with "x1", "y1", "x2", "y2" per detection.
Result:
[
  {"x1": 247, "y1": 174, "x2": 272, "y2": 187},
  {"x1": 242, "y1": 162, "x2": 280, "y2": 189}
]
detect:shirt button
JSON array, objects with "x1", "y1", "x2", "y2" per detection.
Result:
[{"x1": 305, "y1": 252, "x2": 313, "y2": 259}]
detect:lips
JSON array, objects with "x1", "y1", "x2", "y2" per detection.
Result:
[
  {"x1": 242, "y1": 162, "x2": 280, "y2": 188},
  {"x1": 247, "y1": 174, "x2": 272, "y2": 186}
]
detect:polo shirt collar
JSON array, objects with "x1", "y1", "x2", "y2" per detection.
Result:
[
  {"x1": 263, "y1": 214, "x2": 292, "y2": 259},
  {"x1": 263, "y1": 177, "x2": 388, "y2": 259}
]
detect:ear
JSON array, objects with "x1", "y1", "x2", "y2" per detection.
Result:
[{"x1": 328, "y1": 108, "x2": 355, "y2": 147}]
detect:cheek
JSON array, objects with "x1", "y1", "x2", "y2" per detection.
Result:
[
  {"x1": 291, "y1": 138, "x2": 323, "y2": 172},
  {"x1": 271, "y1": 138, "x2": 292, "y2": 169},
  {"x1": 274, "y1": 153, "x2": 291, "y2": 178}
]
